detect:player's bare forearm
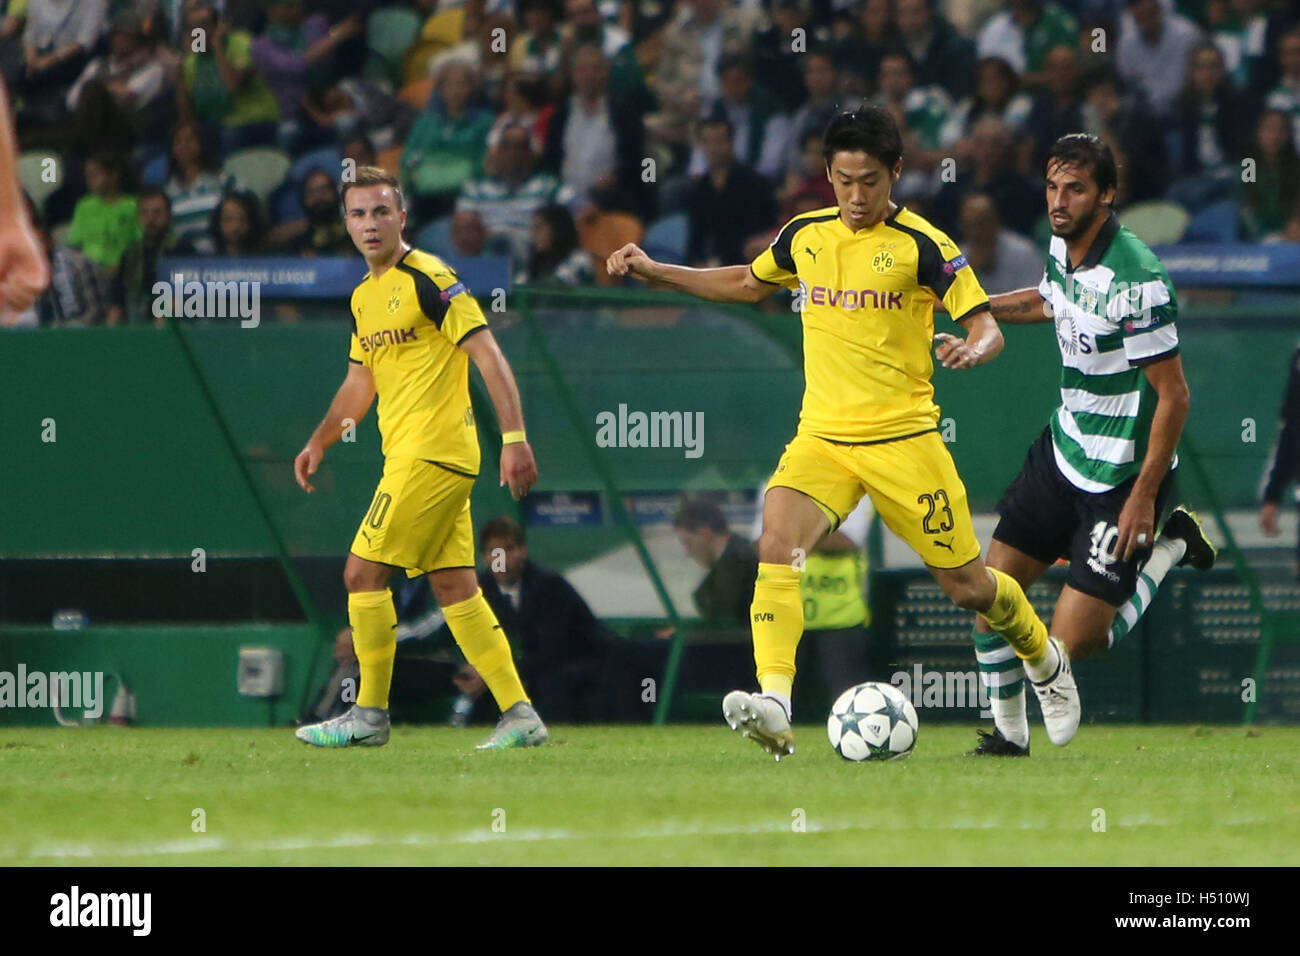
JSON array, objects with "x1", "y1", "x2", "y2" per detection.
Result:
[
  {"x1": 643, "y1": 263, "x2": 767, "y2": 303},
  {"x1": 937, "y1": 309, "x2": 1003, "y2": 369},
  {"x1": 988, "y1": 288, "x2": 1050, "y2": 325},
  {"x1": 461, "y1": 329, "x2": 525, "y2": 433},
  {"x1": 1132, "y1": 361, "x2": 1191, "y2": 501},
  {"x1": 309, "y1": 365, "x2": 375, "y2": 449}
]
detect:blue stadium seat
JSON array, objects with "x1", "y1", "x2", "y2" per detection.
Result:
[
  {"x1": 140, "y1": 151, "x2": 169, "y2": 186},
  {"x1": 290, "y1": 146, "x2": 342, "y2": 186},
  {"x1": 416, "y1": 216, "x2": 454, "y2": 258},
  {"x1": 1182, "y1": 199, "x2": 1240, "y2": 243},
  {"x1": 642, "y1": 212, "x2": 688, "y2": 264},
  {"x1": 269, "y1": 180, "x2": 305, "y2": 224}
]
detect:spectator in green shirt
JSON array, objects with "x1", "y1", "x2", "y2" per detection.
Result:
[
  {"x1": 402, "y1": 58, "x2": 495, "y2": 223},
  {"x1": 68, "y1": 151, "x2": 142, "y2": 277},
  {"x1": 179, "y1": 0, "x2": 280, "y2": 153}
]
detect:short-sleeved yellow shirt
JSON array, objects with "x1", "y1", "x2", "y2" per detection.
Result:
[
  {"x1": 750, "y1": 205, "x2": 989, "y2": 443},
  {"x1": 348, "y1": 248, "x2": 487, "y2": 474}
]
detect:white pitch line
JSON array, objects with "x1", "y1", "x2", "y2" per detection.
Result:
[{"x1": 2, "y1": 815, "x2": 1276, "y2": 861}]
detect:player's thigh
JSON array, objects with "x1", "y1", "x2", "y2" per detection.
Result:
[
  {"x1": 1050, "y1": 585, "x2": 1118, "y2": 662},
  {"x1": 762, "y1": 434, "x2": 864, "y2": 562},
  {"x1": 855, "y1": 431, "x2": 981, "y2": 571},
  {"x1": 353, "y1": 459, "x2": 474, "y2": 576}
]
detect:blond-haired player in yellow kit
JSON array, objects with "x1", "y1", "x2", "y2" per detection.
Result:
[
  {"x1": 293, "y1": 167, "x2": 547, "y2": 749},
  {"x1": 608, "y1": 105, "x2": 1080, "y2": 759}
]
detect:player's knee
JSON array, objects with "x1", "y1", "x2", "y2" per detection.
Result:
[
  {"x1": 757, "y1": 530, "x2": 802, "y2": 566},
  {"x1": 342, "y1": 563, "x2": 385, "y2": 593},
  {"x1": 429, "y1": 573, "x2": 477, "y2": 607},
  {"x1": 941, "y1": 572, "x2": 992, "y2": 612}
]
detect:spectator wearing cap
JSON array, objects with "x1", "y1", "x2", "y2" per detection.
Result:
[
  {"x1": 895, "y1": 0, "x2": 976, "y2": 101},
  {"x1": 976, "y1": 0, "x2": 1077, "y2": 91},
  {"x1": 1116, "y1": 0, "x2": 1205, "y2": 120},
  {"x1": 458, "y1": 122, "x2": 573, "y2": 265},
  {"x1": 179, "y1": 0, "x2": 281, "y2": 154},
  {"x1": 67, "y1": 9, "x2": 172, "y2": 146}
]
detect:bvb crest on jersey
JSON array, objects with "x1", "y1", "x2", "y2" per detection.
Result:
[
  {"x1": 872, "y1": 250, "x2": 894, "y2": 274},
  {"x1": 387, "y1": 291, "x2": 401, "y2": 313}
]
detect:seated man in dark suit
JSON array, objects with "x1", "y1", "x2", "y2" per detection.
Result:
[{"x1": 459, "y1": 515, "x2": 611, "y2": 723}]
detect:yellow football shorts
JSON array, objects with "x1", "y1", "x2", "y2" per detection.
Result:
[
  {"x1": 767, "y1": 429, "x2": 981, "y2": 569},
  {"x1": 350, "y1": 458, "x2": 477, "y2": 578}
]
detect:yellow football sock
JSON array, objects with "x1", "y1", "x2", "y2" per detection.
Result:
[
  {"x1": 751, "y1": 561, "x2": 803, "y2": 699},
  {"x1": 349, "y1": 589, "x2": 398, "y2": 709},
  {"x1": 443, "y1": 590, "x2": 528, "y2": 711},
  {"x1": 979, "y1": 568, "x2": 1050, "y2": 665}
]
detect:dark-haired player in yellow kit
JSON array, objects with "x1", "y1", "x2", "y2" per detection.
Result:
[
  {"x1": 294, "y1": 167, "x2": 547, "y2": 749},
  {"x1": 609, "y1": 105, "x2": 1080, "y2": 759}
]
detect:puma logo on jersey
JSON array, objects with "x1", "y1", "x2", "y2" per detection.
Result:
[
  {"x1": 804, "y1": 246, "x2": 821, "y2": 263},
  {"x1": 932, "y1": 538, "x2": 954, "y2": 552}
]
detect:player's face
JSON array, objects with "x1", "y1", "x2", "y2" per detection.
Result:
[
  {"x1": 827, "y1": 150, "x2": 899, "y2": 230},
  {"x1": 344, "y1": 185, "x2": 406, "y2": 263},
  {"x1": 1044, "y1": 161, "x2": 1113, "y2": 240}
]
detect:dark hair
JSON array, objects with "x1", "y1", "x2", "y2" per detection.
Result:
[
  {"x1": 674, "y1": 499, "x2": 729, "y2": 534},
  {"x1": 299, "y1": 166, "x2": 338, "y2": 206},
  {"x1": 137, "y1": 184, "x2": 171, "y2": 210},
  {"x1": 718, "y1": 52, "x2": 754, "y2": 78},
  {"x1": 210, "y1": 190, "x2": 266, "y2": 255},
  {"x1": 1079, "y1": 64, "x2": 1124, "y2": 97},
  {"x1": 822, "y1": 104, "x2": 903, "y2": 170},
  {"x1": 1045, "y1": 133, "x2": 1118, "y2": 195},
  {"x1": 528, "y1": 203, "x2": 580, "y2": 277},
  {"x1": 480, "y1": 515, "x2": 526, "y2": 548},
  {"x1": 698, "y1": 113, "x2": 734, "y2": 142},
  {"x1": 86, "y1": 149, "x2": 138, "y2": 193},
  {"x1": 168, "y1": 120, "x2": 221, "y2": 179}
]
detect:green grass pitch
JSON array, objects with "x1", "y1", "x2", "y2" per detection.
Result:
[{"x1": 2, "y1": 724, "x2": 1297, "y2": 866}]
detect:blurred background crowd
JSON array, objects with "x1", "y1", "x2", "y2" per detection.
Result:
[{"x1": 5, "y1": 0, "x2": 1300, "y2": 327}]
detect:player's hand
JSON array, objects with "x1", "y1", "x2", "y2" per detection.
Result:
[
  {"x1": 1261, "y1": 502, "x2": 1281, "y2": 537},
  {"x1": 606, "y1": 243, "x2": 658, "y2": 282},
  {"x1": 0, "y1": 212, "x2": 49, "y2": 316},
  {"x1": 294, "y1": 441, "x2": 325, "y2": 493},
  {"x1": 1116, "y1": 491, "x2": 1156, "y2": 561},
  {"x1": 933, "y1": 332, "x2": 984, "y2": 370},
  {"x1": 500, "y1": 441, "x2": 537, "y2": 500}
]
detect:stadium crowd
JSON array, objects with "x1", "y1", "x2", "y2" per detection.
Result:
[{"x1": 4, "y1": 0, "x2": 1300, "y2": 327}]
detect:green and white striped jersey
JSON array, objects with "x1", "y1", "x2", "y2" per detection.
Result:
[{"x1": 1037, "y1": 213, "x2": 1179, "y2": 493}]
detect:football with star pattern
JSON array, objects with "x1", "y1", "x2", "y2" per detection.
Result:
[{"x1": 827, "y1": 682, "x2": 918, "y2": 761}]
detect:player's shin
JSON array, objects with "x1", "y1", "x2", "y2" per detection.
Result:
[
  {"x1": 979, "y1": 568, "x2": 1055, "y2": 677},
  {"x1": 1109, "y1": 536, "x2": 1184, "y2": 647},
  {"x1": 972, "y1": 627, "x2": 1029, "y2": 747},
  {"x1": 443, "y1": 590, "x2": 528, "y2": 712},
  {"x1": 349, "y1": 589, "x2": 399, "y2": 709},
  {"x1": 750, "y1": 562, "x2": 804, "y2": 714}
]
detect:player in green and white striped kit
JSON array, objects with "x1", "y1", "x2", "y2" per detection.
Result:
[{"x1": 968, "y1": 134, "x2": 1217, "y2": 756}]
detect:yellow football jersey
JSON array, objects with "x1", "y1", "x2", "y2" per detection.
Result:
[
  {"x1": 750, "y1": 205, "x2": 989, "y2": 443},
  {"x1": 348, "y1": 248, "x2": 487, "y2": 473}
]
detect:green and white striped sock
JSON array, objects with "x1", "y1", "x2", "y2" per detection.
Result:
[
  {"x1": 1109, "y1": 536, "x2": 1186, "y2": 647},
  {"x1": 973, "y1": 627, "x2": 1028, "y2": 747}
]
